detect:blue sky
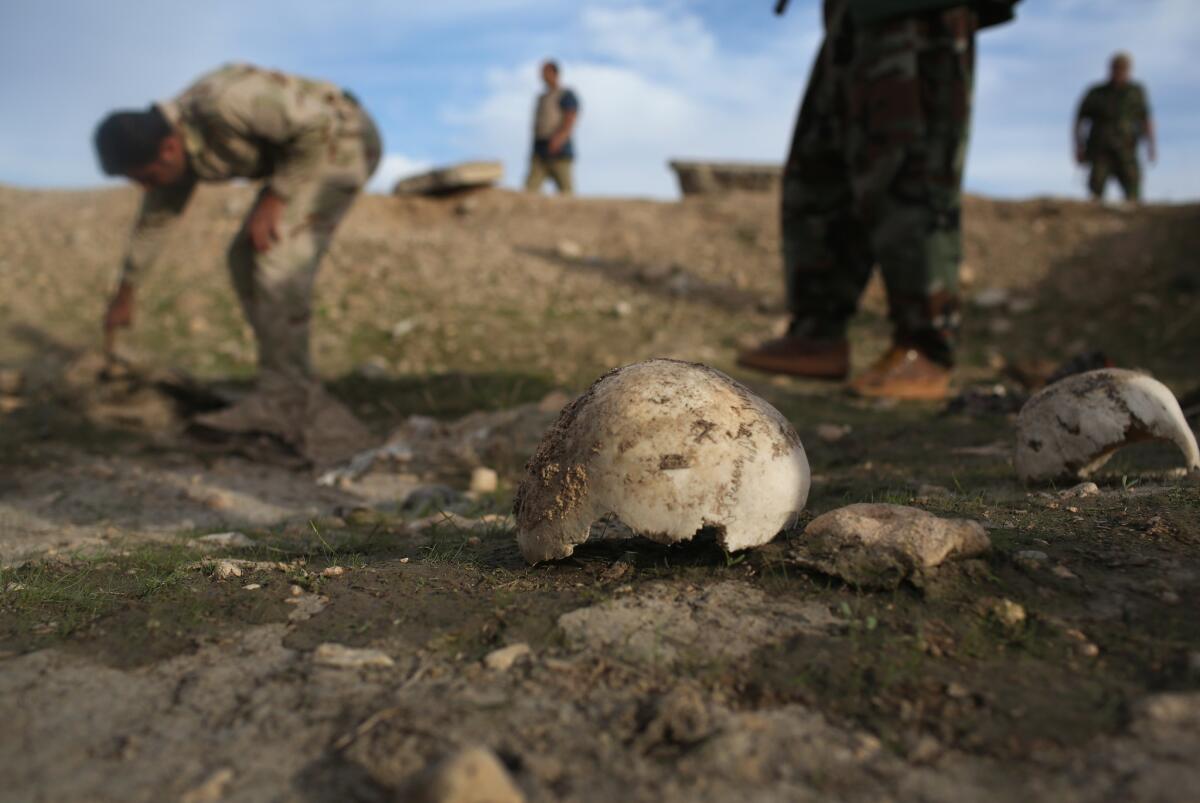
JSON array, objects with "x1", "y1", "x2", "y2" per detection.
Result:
[{"x1": 1, "y1": 0, "x2": 1197, "y2": 200}]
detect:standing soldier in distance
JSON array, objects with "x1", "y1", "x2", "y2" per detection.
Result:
[
  {"x1": 1074, "y1": 52, "x2": 1156, "y2": 203},
  {"x1": 525, "y1": 60, "x2": 580, "y2": 196},
  {"x1": 94, "y1": 63, "x2": 382, "y2": 460},
  {"x1": 739, "y1": 0, "x2": 1020, "y2": 401}
]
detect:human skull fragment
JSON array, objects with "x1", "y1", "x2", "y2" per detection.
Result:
[
  {"x1": 514, "y1": 359, "x2": 810, "y2": 563},
  {"x1": 1015, "y1": 368, "x2": 1200, "y2": 484}
]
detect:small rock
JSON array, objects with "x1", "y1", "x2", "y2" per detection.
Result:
[
  {"x1": 243, "y1": 583, "x2": 262, "y2": 591},
  {"x1": 946, "y1": 682, "x2": 970, "y2": 699},
  {"x1": 790, "y1": 504, "x2": 990, "y2": 589},
  {"x1": 1161, "y1": 589, "x2": 1182, "y2": 605},
  {"x1": 181, "y1": 767, "x2": 235, "y2": 803},
  {"x1": 403, "y1": 484, "x2": 465, "y2": 513},
  {"x1": 1059, "y1": 482, "x2": 1100, "y2": 499},
  {"x1": 197, "y1": 531, "x2": 255, "y2": 549},
  {"x1": 556, "y1": 239, "x2": 583, "y2": 260},
  {"x1": 321, "y1": 566, "x2": 346, "y2": 578},
  {"x1": 1014, "y1": 550, "x2": 1049, "y2": 570},
  {"x1": 213, "y1": 560, "x2": 243, "y2": 580},
  {"x1": 469, "y1": 466, "x2": 499, "y2": 495},
  {"x1": 286, "y1": 593, "x2": 328, "y2": 622},
  {"x1": 973, "y1": 287, "x2": 1010, "y2": 309},
  {"x1": 0, "y1": 368, "x2": 23, "y2": 395},
  {"x1": 312, "y1": 643, "x2": 394, "y2": 669},
  {"x1": 1051, "y1": 564, "x2": 1078, "y2": 580},
  {"x1": 483, "y1": 642, "x2": 532, "y2": 671},
  {"x1": 982, "y1": 597, "x2": 1026, "y2": 628},
  {"x1": 391, "y1": 319, "x2": 419, "y2": 341},
  {"x1": 612, "y1": 300, "x2": 633, "y2": 318},
  {"x1": 401, "y1": 746, "x2": 526, "y2": 803},
  {"x1": 816, "y1": 423, "x2": 851, "y2": 443}
]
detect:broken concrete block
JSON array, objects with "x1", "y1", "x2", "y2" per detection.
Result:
[
  {"x1": 1015, "y1": 369, "x2": 1200, "y2": 484},
  {"x1": 514, "y1": 359, "x2": 810, "y2": 563},
  {"x1": 667, "y1": 160, "x2": 781, "y2": 196},
  {"x1": 791, "y1": 504, "x2": 990, "y2": 588},
  {"x1": 401, "y1": 746, "x2": 526, "y2": 803},
  {"x1": 392, "y1": 161, "x2": 503, "y2": 196}
]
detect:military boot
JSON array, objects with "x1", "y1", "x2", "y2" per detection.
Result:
[
  {"x1": 737, "y1": 333, "x2": 849, "y2": 380},
  {"x1": 848, "y1": 346, "x2": 951, "y2": 401}
]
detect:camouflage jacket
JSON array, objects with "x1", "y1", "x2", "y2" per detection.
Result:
[
  {"x1": 849, "y1": 0, "x2": 1020, "y2": 28},
  {"x1": 122, "y1": 63, "x2": 367, "y2": 283},
  {"x1": 1077, "y1": 81, "x2": 1151, "y2": 155}
]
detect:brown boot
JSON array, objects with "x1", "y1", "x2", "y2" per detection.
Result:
[
  {"x1": 848, "y1": 346, "x2": 951, "y2": 401},
  {"x1": 737, "y1": 334, "x2": 849, "y2": 379}
]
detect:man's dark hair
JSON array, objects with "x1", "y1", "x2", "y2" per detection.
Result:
[
  {"x1": 93, "y1": 106, "x2": 171, "y2": 175},
  {"x1": 543, "y1": 60, "x2": 560, "y2": 75}
]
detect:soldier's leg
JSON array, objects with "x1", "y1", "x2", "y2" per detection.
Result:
[
  {"x1": 781, "y1": 3, "x2": 874, "y2": 339},
  {"x1": 850, "y1": 6, "x2": 976, "y2": 366},
  {"x1": 1088, "y1": 155, "x2": 1111, "y2": 201},
  {"x1": 738, "y1": 0, "x2": 866, "y2": 379},
  {"x1": 524, "y1": 156, "x2": 549, "y2": 192},
  {"x1": 1115, "y1": 151, "x2": 1142, "y2": 202},
  {"x1": 549, "y1": 159, "x2": 575, "y2": 196}
]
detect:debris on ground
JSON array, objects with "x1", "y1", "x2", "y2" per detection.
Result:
[
  {"x1": 816, "y1": 423, "x2": 852, "y2": 443},
  {"x1": 1015, "y1": 368, "x2": 1200, "y2": 484},
  {"x1": 195, "y1": 531, "x2": 256, "y2": 549},
  {"x1": 1059, "y1": 482, "x2": 1101, "y2": 499},
  {"x1": 399, "y1": 746, "x2": 526, "y2": 803},
  {"x1": 392, "y1": 161, "x2": 503, "y2": 196},
  {"x1": 482, "y1": 643, "x2": 531, "y2": 671},
  {"x1": 514, "y1": 359, "x2": 810, "y2": 563},
  {"x1": 316, "y1": 393, "x2": 567, "y2": 488},
  {"x1": 790, "y1": 503, "x2": 991, "y2": 589},
  {"x1": 942, "y1": 383, "x2": 1026, "y2": 416},
  {"x1": 311, "y1": 643, "x2": 395, "y2": 669},
  {"x1": 469, "y1": 466, "x2": 499, "y2": 495}
]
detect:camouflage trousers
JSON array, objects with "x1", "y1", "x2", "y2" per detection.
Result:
[
  {"x1": 781, "y1": 0, "x2": 977, "y2": 364},
  {"x1": 1087, "y1": 145, "x2": 1140, "y2": 202},
  {"x1": 227, "y1": 107, "x2": 382, "y2": 393}
]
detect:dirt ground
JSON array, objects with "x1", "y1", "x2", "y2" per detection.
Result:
[{"x1": 1, "y1": 183, "x2": 1199, "y2": 802}]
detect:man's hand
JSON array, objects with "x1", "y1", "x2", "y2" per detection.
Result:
[
  {"x1": 547, "y1": 135, "x2": 566, "y2": 156},
  {"x1": 248, "y1": 191, "x2": 285, "y2": 253}
]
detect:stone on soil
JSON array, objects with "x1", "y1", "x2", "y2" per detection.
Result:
[
  {"x1": 401, "y1": 746, "x2": 526, "y2": 803},
  {"x1": 312, "y1": 643, "x2": 395, "y2": 669},
  {"x1": 483, "y1": 643, "x2": 531, "y2": 671},
  {"x1": 791, "y1": 504, "x2": 991, "y2": 589}
]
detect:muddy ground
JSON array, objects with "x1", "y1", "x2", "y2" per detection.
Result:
[{"x1": 1, "y1": 184, "x2": 1198, "y2": 802}]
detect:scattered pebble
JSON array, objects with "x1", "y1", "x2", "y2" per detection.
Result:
[
  {"x1": 469, "y1": 466, "x2": 499, "y2": 495},
  {"x1": 312, "y1": 643, "x2": 395, "y2": 669},
  {"x1": 483, "y1": 642, "x2": 532, "y2": 671},
  {"x1": 401, "y1": 746, "x2": 526, "y2": 803},
  {"x1": 612, "y1": 300, "x2": 633, "y2": 318},
  {"x1": 321, "y1": 566, "x2": 346, "y2": 578},
  {"x1": 242, "y1": 583, "x2": 261, "y2": 591},
  {"x1": 196, "y1": 531, "x2": 255, "y2": 548},
  {"x1": 1014, "y1": 550, "x2": 1049, "y2": 570},
  {"x1": 1051, "y1": 564, "x2": 1078, "y2": 580},
  {"x1": 286, "y1": 593, "x2": 328, "y2": 622},
  {"x1": 816, "y1": 423, "x2": 851, "y2": 443},
  {"x1": 1059, "y1": 482, "x2": 1100, "y2": 499},
  {"x1": 982, "y1": 597, "x2": 1027, "y2": 628},
  {"x1": 556, "y1": 239, "x2": 583, "y2": 260}
]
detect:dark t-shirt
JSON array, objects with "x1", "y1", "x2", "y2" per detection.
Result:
[{"x1": 533, "y1": 89, "x2": 580, "y2": 160}]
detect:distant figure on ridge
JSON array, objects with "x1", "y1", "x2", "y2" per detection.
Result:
[
  {"x1": 738, "y1": 0, "x2": 1021, "y2": 401},
  {"x1": 524, "y1": 60, "x2": 580, "y2": 196},
  {"x1": 1074, "y1": 52, "x2": 1155, "y2": 203},
  {"x1": 93, "y1": 63, "x2": 381, "y2": 461}
]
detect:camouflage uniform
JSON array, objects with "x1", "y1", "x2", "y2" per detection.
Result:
[
  {"x1": 121, "y1": 63, "x2": 382, "y2": 393},
  {"x1": 1076, "y1": 81, "x2": 1150, "y2": 201},
  {"x1": 781, "y1": 0, "x2": 1006, "y2": 365}
]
